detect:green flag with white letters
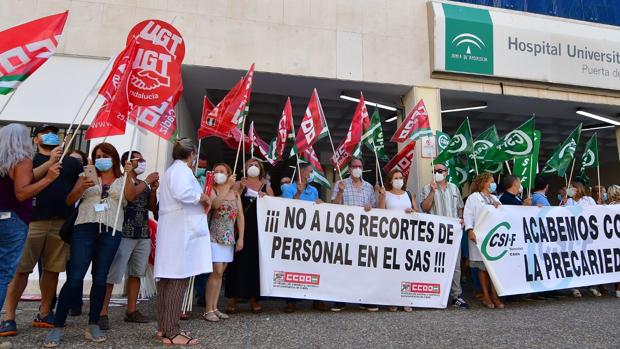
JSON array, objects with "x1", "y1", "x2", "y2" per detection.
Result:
[
  {"x1": 484, "y1": 117, "x2": 535, "y2": 163},
  {"x1": 434, "y1": 118, "x2": 473, "y2": 164},
  {"x1": 542, "y1": 124, "x2": 582, "y2": 177}
]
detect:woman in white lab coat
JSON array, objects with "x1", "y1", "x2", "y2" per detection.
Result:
[
  {"x1": 464, "y1": 172, "x2": 503, "y2": 309},
  {"x1": 154, "y1": 138, "x2": 212, "y2": 346}
]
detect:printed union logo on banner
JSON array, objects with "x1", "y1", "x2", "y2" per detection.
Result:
[
  {"x1": 274, "y1": 271, "x2": 321, "y2": 289},
  {"x1": 481, "y1": 222, "x2": 519, "y2": 261},
  {"x1": 401, "y1": 282, "x2": 441, "y2": 298},
  {"x1": 443, "y1": 3, "x2": 494, "y2": 75}
]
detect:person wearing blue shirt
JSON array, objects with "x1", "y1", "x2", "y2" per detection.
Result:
[
  {"x1": 281, "y1": 163, "x2": 325, "y2": 313},
  {"x1": 531, "y1": 176, "x2": 551, "y2": 207}
]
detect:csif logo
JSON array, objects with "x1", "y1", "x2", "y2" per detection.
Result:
[
  {"x1": 582, "y1": 149, "x2": 595, "y2": 167},
  {"x1": 558, "y1": 139, "x2": 577, "y2": 159},
  {"x1": 448, "y1": 134, "x2": 467, "y2": 153},
  {"x1": 443, "y1": 3, "x2": 494, "y2": 75},
  {"x1": 503, "y1": 130, "x2": 533, "y2": 156},
  {"x1": 481, "y1": 222, "x2": 516, "y2": 261},
  {"x1": 471, "y1": 139, "x2": 493, "y2": 159}
]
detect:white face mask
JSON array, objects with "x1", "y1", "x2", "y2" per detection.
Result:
[
  {"x1": 247, "y1": 165, "x2": 260, "y2": 178},
  {"x1": 307, "y1": 172, "x2": 314, "y2": 183},
  {"x1": 134, "y1": 161, "x2": 146, "y2": 175},
  {"x1": 392, "y1": 179, "x2": 404, "y2": 190},
  {"x1": 518, "y1": 184, "x2": 524, "y2": 194},
  {"x1": 351, "y1": 168, "x2": 363, "y2": 179},
  {"x1": 214, "y1": 172, "x2": 228, "y2": 185},
  {"x1": 567, "y1": 187, "x2": 576, "y2": 198},
  {"x1": 434, "y1": 172, "x2": 445, "y2": 183}
]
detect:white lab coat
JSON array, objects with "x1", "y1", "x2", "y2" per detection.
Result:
[
  {"x1": 154, "y1": 160, "x2": 213, "y2": 279},
  {"x1": 464, "y1": 192, "x2": 501, "y2": 262}
]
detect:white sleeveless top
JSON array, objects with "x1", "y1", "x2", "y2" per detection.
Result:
[{"x1": 385, "y1": 191, "x2": 412, "y2": 211}]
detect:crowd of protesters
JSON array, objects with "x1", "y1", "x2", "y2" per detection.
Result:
[{"x1": 0, "y1": 122, "x2": 619, "y2": 347}]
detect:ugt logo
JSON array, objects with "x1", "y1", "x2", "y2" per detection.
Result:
[
  {"x1": 443, "y1": 3, "x2": 494, "y2": 75},
  {"x1": 481, "y1": 222, "x2": 516, "y2": 261}
]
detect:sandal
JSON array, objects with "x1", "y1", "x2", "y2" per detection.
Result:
[
  {"x1": 156, "y1": 330, "x2": 191, "y2": 339},
  {"x1": 162, "y1": 332, "x2": 198, "y2": 346},
  {"x1": 481, "y1": 297, "x2": 495, "y2": 309},
  {"x1": 225, "y1": 299, "x2": 238, "y2": 314},
  {"x1": 201, "y1": 311, "x2": 219, "y2": 322},
  {"x1": 491, "y1": 297, "x2": 505, "y2": 309},
  {"x1": 84, "y1": 324, "x2": 106, "y2": 343},
  {"x1": 214, "y1": 309, "x2": 229, "y2": 320},
  {"x1": 43, "y1": 328, "x2": 62, "y2": 348}
]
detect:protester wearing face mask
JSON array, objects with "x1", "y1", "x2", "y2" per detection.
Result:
[
  {"x1": 379, "y1": 169, "x2": 419, "y2": 312},
  {"x1": 195, "y1": 154, "x2": 209, "y2": 189},
  {"x1": 590, "y1": 185, "x2": 607, "y2": 205},
  {"x1": 226, "y1": 158, "x2": 274, "y2": 314},
  {"x1": 279, "y1": 177, "x2": 292, "y2": 196},
  {"x1": 281, "y1": 163, "x2": 326, "y2": 313},
  {"x1": 203, "y1": 163, "x2": 244, "y2": 322},
  {"x1": 531, "y1": 177, "x2": 551, "y2": 206},
  {"x1": 2, "y1": 124, "x2": 82, "y2": 337},
  {"x1": 331, "y1": 157, "x2": 379, "y2": 312},
  {"x1": 564, "y1": 181, "x2": 598, "y2": 298},
  {"x1": 464, "y1": 173, "x2": 503, "y2": 309},
  {"x1": 98, "y1": 151, "x2": 159, "y2": 330},
  {"x1": 499, "y1": 175, "x2": 532, "y2": 206},
  {"x1": 44, "y1": 142, "x2": 136, "y2": 347},
  {"x1": 557, "y1": 186, "x2": 568, "y2": 206},
  {"x1": 421, "y1": 164, "x2": 469, "y2": 310}
]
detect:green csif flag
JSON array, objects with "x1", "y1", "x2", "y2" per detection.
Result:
[
  {"x1": 434, "y1": 118, "x2": 473, "y2": 164},
  {"x1": 468, "y1": 125, "x2": 499, "y2": 174},
  {"x1": 513, "y1": 130, "x2": 541, "y2": 190},
  {"x1": 578, "y1": 133, "x2": 599, "y2": 180},
  {"x1": 484, "y1": 117, "x2": 535, "y2": 163},
  {"x1": 435, "y1": 131, "x2": 451, "y2": 154},
  {"x1": 361, "y1": 108, "x2": 389, "y2": 162},
  {"x1": 446, "y1": 156, "x2": 470, "y2": 188},
  {"x1": 542, "y1": 124, "x2": 582, "y2": 177}
]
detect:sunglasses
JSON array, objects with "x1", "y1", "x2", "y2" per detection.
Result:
[{"x1": 101, "y1": 184, "x2": 110, "y2": 200}]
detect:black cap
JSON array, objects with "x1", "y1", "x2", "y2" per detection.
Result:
[{"x1": 31, "y1": 124, "x2": 59, "y2": 137}]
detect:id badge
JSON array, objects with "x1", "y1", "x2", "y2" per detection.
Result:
[
  {"x1": 94, "y1": 202, "x2": 109, "y2": 212},
  {"x1": 0, "y1": 212, "x2": 11, "y2": 220}
]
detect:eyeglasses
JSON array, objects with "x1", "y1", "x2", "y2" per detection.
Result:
[{"x1": 101, "y1": 184, "x2": 110, "y2": 199}]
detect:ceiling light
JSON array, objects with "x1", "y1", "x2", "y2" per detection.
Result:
[
  {"x1": 386, "y1": 116, "x2": 398, "y2": 123},
  {"x1": 576, "y1": 109, "x2": 620, "y2": 126},
  {"x1": 441, "y1": 104, "x2": 487, "y2": 113},
  {"x1": 339, "y1": 94, "x2": 397, "y2": 111},
  {"x1": 582, "y1": 125, "x2": 615, "y2": 132}
]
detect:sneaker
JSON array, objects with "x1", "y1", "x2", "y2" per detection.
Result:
[
  {"x1": 124, "y1": 310, "x2": 150, "y2": 323},
  {"x1": 0, "y1": 321, "x2": 17, "y2": 337},
  {"x1": 571, "y1": 289, "x2": 582, "y2": 298},
  {"x1": 588, "y1": 287, "x2": 602, "y2": 297},
  {"x1": 32, "y1": 312, "x2": 55, "y2": 329},
  {"x1": 97, "y1": 315, "x2": 110, "y2": 331},
  {"x1": 331, "y1": 303, "x2": 345, "y2": 312},
  {"x1": 452, "y1": 296, "x2": 471, "y2": 309}
]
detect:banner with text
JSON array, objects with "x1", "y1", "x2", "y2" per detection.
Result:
[
  {"x1": 474, "y1": 205, "x2": 620, "y2": 296},
  {"x1": 257, "y1": 197, "x2": 461, "y2": 308}
]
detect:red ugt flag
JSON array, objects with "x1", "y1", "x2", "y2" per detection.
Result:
[
  {"x1": 128, "y1": 83, "x2": 183, "y2": 141},
  {"x1": 0, "y1": 11, "x2": 68, "y2": 95},
  {"x1": 294, "y1": 89, "x2": 327, "y2": 156},
  {"x1": 331, "y1": 93, "x2": 370, "y2": 169},
  {"x1": 391, "y1": 99, "x2": 431, "y2": 143},
  {"x1": 383, "y1": 141, "x2": 416, "y2": 179}
]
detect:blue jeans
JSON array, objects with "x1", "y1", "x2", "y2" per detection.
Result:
[
  {"x1": 54, "y1": 223, "x2": 121, "y2": 326},
  {"x1": 0, "y1": 211, "x2": 28, "y2": 312}
]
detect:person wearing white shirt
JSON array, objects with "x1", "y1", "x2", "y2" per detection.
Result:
[{"x1": 464, "y1": 173, "x2": 503, "y2": 309}]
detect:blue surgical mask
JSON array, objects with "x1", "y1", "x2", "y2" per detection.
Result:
[
  {"x1": 280, "y1": 184, "x2": 289, "y2": 193},
  {"x1": 602, "y1": 193, "x2": 608, "y2": 202},
  {"x1": 557, "y1": 194, "x2": 563, "y2": 202},
  {"x1": 307, "y1": 172, "x2": 314, "y2": 183},
  {"x1": 95, "y1": 158, "x2": 113, "y2": 172},
  {"x1": 40, "y1": 133, "x2": 60, "y2": 146},
  {"x1": 488, "y1": 183, "x2": 497, "y2": 193}
]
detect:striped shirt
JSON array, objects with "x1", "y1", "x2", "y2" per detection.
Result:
[
  {"x1": 421, "y1": 182, "x2": 464, "y2": 218},
  {"x1": 331, "y1": 177, "x2": 377, "y2": 207}
]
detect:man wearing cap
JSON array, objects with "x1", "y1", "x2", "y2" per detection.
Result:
[{"x1": 1, "y1": 125, "x2": 83, "y2": 335}]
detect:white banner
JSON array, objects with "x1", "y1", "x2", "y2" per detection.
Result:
[
  {"x1": 430, "y1": 1, "x2": 620, "y2": 91},
  {"x1": 474, "y1": 205, "x2": 620, "y2": 296},
  {"x1": 257, "y1": 197, "x2": 461, "y2": 308}
]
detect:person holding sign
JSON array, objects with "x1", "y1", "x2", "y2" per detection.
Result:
[
  {"x1": 464, "y1": 173, "x2": 503, "y2": 309},
  {"x1": 44, "y1": 143, "x2": 136, "y2": 347},
  {"x1": 153, "y1": 139, "x2": 212, "y2": 346},
  {"x1": 421, "y1": 163, "x2": 469, "y2": 310},
  {"x1": 226, "y1": 159, "x2": 274, "y2": 314},
  {"x1": 379, "y1": 169, "x2": 418, "y2": 312},
  {"x1": 202, "y1": 163, "x2": 244, "y2": 322},
  {"x1": 281, "y1": 163, "x2": 327, "y2": 313},
  {"x1": 330, "y1": 157, "x2": 380, "y2": 312}
]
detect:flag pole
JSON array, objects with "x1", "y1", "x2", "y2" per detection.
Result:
[
  {"x1": 60, "y1": 99, "x2": 100, "y2": 162},
  {"x1": 504, "y1": 160, "x2": 512, "y2": 175},
  {"x1": 372, "y1": 146, "x2": 384, "y2": 187},
  {"x1": 289, "y1": 116, "x2": 302, "y2": 183},
  {"x1": 195, "y1": 138, "x2": 202, "y2": 175},
  {"x1": 527, "y1": 151, "x2": 534, "y2": 199},
  {"x1": 112, "y1": 119, "x2": 139, "y2": 237},
  {"x1": 232, "y1": 117, "x2": 245, "y2": 176},
  {"x1": 567, "y1": 157, "x2": 576, "y2": 187},
  {"x1": 0, "y1": 91, "x2": 17, "y2": 117},
  {"x1": 467, "y1": 120, "x2": 479, "y2": 175}
]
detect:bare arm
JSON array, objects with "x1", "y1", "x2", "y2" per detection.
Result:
[
  {"x1": 12, "y1": 159, "x2": 60, "y2": 201},
  {"x1": 32, "y1": 146, "x2": 62, "y2": 181},
  {"x1": 148, "y1": 181, "x2": 158, "y2": 212}
]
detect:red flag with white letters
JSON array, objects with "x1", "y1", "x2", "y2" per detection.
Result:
[
  {"x1": 383, "y1": 141, "x2": 416, "y2": 179},
  {"x1": 331, "y1": 93, "x2": 370, "y2": 169},
  {"x1": 390, "y1": 99, "x2": 431, "y2": 143},
  {"x1": 293, "y1": 89, "x2": 328, "y2": 156}
]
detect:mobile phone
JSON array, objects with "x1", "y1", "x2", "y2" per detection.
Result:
[{"x1": 83, "y1": 165, "x2": 98, "y2": 184}]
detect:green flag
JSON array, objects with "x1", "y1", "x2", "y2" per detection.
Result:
[
  {"x1": 434, "y1": 118, "x2": 473, "y2": 164},
  {"x1": 311, "y1": 165, "x2": 331, "y2": 189},
  {"x1": 446, "y1": 156, "x2": 469, "y2": 188},
  {"x1": 435, "y1": 131, "x2": 451, "y2": 154},
  {"x1": 468, "y1": 125, "x2": 499, "y2": 174},
  {"x1": 542, "y1": 124, "x2": 582, "y2": 177},
  {"x1": 483, "y1": 117, "x2": 535, "y2": 162},
  {"x1": 359, "y1": 108, "x2": 389, "y2": 162},
  {"x1": 513, "y1": 130, "x2": 541, "y2": 190},
  {"x1": 578, "y1": 133, "x2": 598, "y2": 182}
]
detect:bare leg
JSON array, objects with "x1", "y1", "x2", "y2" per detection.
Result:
[
  {"x1": 99, "y1": 284, "x2": 114, "y2": 316},
  {"x1": 478, "y1": 270, "x2": 494, "y2": 308},
  {"x1": 206, "y1": 263, "x2": 226, "y2": 312},
  {"x1": 2, "y1": 272, "x2": 29, "y2": 320},
  {"x1": 126, "y1": 277, "x2": 141, "y2": 314},
  {"x1": 39, "y1": 270, "x2": 59, "y2": 316}
]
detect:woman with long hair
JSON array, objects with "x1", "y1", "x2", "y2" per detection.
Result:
[
  {"x1": 0, "y1": 124, "x2": 60, "y2": 336},
  {"x1": 225, "y1": 158, "x2": 274, "y2": 313},
  {"x1": 44, "y1": 142, "x2": 135, "y2": 347},
  {"x1": 203, "y1": 163, "x2": 244, "y2": 322},
  {"x1": 464, "y1": 173, "x2": 504, "y2": 309}
]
